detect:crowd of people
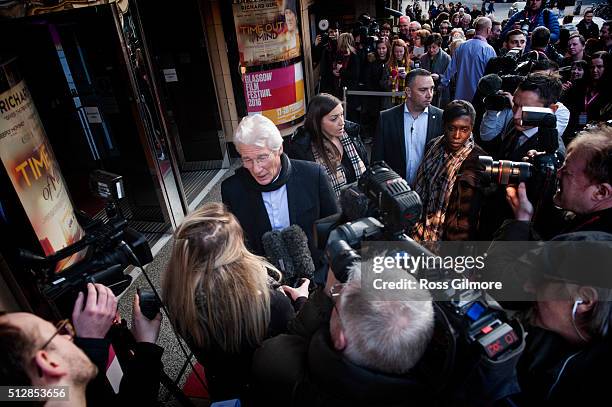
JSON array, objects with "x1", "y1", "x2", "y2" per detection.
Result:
[{"x1": 2, "y1": 1, "x2": 612, "y2": 406}]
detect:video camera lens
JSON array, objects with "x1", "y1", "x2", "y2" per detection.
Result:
[{"x1": 478, "y1": 156, "x2": 533, "y2": 185}]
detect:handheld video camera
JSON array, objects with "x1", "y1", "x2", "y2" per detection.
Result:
[
  {"x1": 318, "y1": 163, "x2": 524, "y2": 371},
  {"x1": 20, "y1": 170, "x2": 153, "y2": 316}
]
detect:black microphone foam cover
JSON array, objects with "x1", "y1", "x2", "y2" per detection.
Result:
[
  {"x1": 282, "y1": 225, "x2": 315, "y2": 286},
  {"x1": 262, "y1": 230, "x2": 294, "y2": 278}
]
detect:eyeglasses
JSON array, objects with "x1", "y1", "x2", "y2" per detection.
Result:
[
  {"x1": 40, "y1": 319, "x2": 75, "y2": 350},
  {"x1": 409, "y1": 28, "x2": 418, "y2": 32},
  {"x1": 329, "y1": 282, "x2": 347, "y2": 299},
  {"x1": 240, "y1": 152, "x2": 274, "y2": 168}
]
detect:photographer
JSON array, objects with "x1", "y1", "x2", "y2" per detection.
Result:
[
  {"x1": 316, "y1": 23, "x2": 340, "y2": 92},
  {"x1": 485, "y1": 230, "x2": 612, "y2": 406},
  {"x1": 501, "y1": 0, "x2": 560, "y2": 45},
  {"x1": 480, "y1": 73, "x2": 567, "y2": 160},
  {"x1": 503, "y1": 124, "x2": 612, "y2": 239},
  {"x1": 250, "y1": 252, "x2": 436, "y2": 406},
  {"x1": 0, "y1": 283, "x2": 164, "y2": 406}
]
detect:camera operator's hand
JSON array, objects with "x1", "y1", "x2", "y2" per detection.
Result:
[
  {"x1": 72, "y1": 283, "x2": 118, "y2": 339},
  {"x1": 281, "y1": 278, "x2": 310, "y2": 302},
  {"x1": 506, "y1": 182, "x2": 534, "y2": 221},
  {"x1": 315, "y1": 34, "x2": 322, "y2": 47},
  {"x1": 132, "y1": 293, "x2": 162, "y2": 344},
  {"x1": 500, "y1": 91, "x2": 513, "y2": 108}
]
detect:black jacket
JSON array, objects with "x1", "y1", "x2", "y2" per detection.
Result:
[
  {"x1": 221, "y1": 158, "x2": 339, "y2": 257},
  {"x1": 516, "y1": 328, "x2": 612, "y2": 406},
  {"x1": 76, "y1": 337, "x2": 163, "y2": 407},
  {"x1": 188, "y1": 289, "x2": 298, "y2": 402},
  {"x1": 576, "y1": 19, "x2": 600, "y2": 40},
  {"x1": 372, "y1": 104, "x2": 444, "y2": 180},
  {"x1": 283, "y1": 121, "x2": 369, "y2": 167}
]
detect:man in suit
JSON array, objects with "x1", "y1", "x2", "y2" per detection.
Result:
[
  {"x1": 480, "y1": 73, "x2": 565, "y2": 239},
  {"x1": 496, "y1": 73, "x2": 563, "y2": 161},
  {"x1": 372, "y1": 68, "x2": 444, "y2": 185},
  {"x1": 221, "y1": 114, "x2": 339, "y2": 260}
]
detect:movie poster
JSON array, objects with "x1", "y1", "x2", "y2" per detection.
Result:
[
  {"x1": 0, "y1": 61, "x2": 84, "y2": 271},
  {"x1": 232, "y1": 0, "x2": 306, "y2": 126},
  {"x1": 232, "y1": 0, "x2": 301, "y2": 66}
]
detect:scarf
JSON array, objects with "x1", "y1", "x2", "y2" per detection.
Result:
[
  {"x1": 311, "y1": 133, "x2": 366, "y2": 197},
  {"x1": 413, "y1": 135, "x2": 475, "y2": 241},
  {"x1": 236, "y1": 153, "x2": 292, "y2": 192}
]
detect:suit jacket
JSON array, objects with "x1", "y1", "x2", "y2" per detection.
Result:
[
  {"x1": 372, "y1": 103, "x2": 444, "y2": 180},
  {"x1": 221, "y1": 159, "x2": 339, "y2": 256}
]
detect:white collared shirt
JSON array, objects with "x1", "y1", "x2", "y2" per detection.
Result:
[
  {"x1": 262, "y1": 185, "x2": 290, "y2": 230},
  {"x1": 404, "y1": 104, "x2": 429, "y2": 186},
  {"x1": 518, "y1": 127, "x2": 539, "y2": 146}
]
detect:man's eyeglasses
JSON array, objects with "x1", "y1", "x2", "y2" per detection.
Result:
[
  {"x1": 329, "y1": 282, "x2": 347, "y2": 299},
  {"x1": 240, "y1": 152, "x2": 274, "y2": 167},
  {"x1": 40, "y1": 319, "x2": 75, "y2": 350}
]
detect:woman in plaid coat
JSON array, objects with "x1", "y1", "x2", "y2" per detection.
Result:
[{"x1": 284, "y1": 93, "x2": 369, "y2": 197}]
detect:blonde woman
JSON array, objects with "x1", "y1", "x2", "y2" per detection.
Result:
[{"x1": 162, "y1": 202, "x2": 308, "y2": 401}]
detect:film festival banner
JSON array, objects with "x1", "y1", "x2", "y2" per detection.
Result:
[
  {"x1": 242, "y1": 63, "x2": 305, "y2": 124},
  {"x1": 0, "y1": 59, "x2": 84, "y2": 271},
  {"x1": 233, "y1": 0, "x2": 305, "y2": 125}
]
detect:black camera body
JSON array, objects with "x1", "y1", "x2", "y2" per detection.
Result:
[
  {"x1": 319, "y1": 166, "x2": 524, "y2": 375},
  {"x1": 20, "y1": 171, "x2": 153, "y2": 317},
  {"x1": 518, "y1": 18, "x2": 531, "y2": 34}
]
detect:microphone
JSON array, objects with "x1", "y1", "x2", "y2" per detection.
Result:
[
  {"x1": 262, "y1": 229, "x2": 294, "y2": 278},
  {"x1": 282, "y1": 225, "x2": 315, "y2": 285}
]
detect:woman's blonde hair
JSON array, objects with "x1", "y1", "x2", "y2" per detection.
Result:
[
  {"x1": 337, "y1": 32, "x2": 357, "y2": 55},
  {"x1": 162, "y1": 203, "x2": 278, "y2": 353}
]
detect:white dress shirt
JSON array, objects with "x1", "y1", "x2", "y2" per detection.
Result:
[{"x1": 404, "y1": 105, "x2": 429, "y2": 185}]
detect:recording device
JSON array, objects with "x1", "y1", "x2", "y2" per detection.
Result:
[
  {"x1": 321, "y1": 196, "x2": 524, "y2": 375},
  {"x1": 479, "y1": 107, "x2": 561, "y2": 223},
  {"x1": 315, "y1": 163, "x2": 422, "y2": 253},
  {"x1": 317, "y1": 19, "x2": 337, "y2": 47},
  {"x1": 262, "y1": 225, "x2": 315, "y2": 287},
  {"x1": 138, "y1": 288, "x2": 161, "y2": 320},
  {"x1": 478, "y1": 73, "x2": 524, "y2": 111},
  {"x1": 518, "y1": 18, "x2": 530, "y2": 35},
  {"x1": 19, "y1": 171, "x2": 153, "y2": 316}
]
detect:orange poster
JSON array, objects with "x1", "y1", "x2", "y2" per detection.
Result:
[{"x1": 0, "y1": 60, "x2": 84, "y2": 271}]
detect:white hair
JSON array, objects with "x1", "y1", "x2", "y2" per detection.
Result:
[
  {"x1": 338, "y1": 271, "x2": 434, "y2": 374},
  {"x1": 234, "y1": 114, "x2": 283, "y2": 150}
]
